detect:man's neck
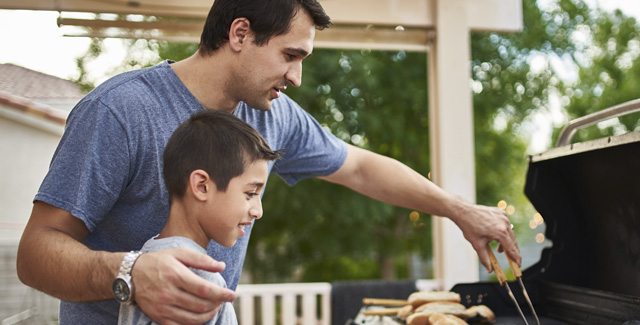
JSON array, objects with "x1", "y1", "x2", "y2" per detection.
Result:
[{"x1": 170, "y1": 51, "x2": 239, "y2": 112}]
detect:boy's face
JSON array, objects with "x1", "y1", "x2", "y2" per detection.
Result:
[
  {"x1": 203, "y1": 159, "x2": 269, "y2": 247},
  {"x1": 228, "y1": 10, "x2": 315, "y2": 111}
]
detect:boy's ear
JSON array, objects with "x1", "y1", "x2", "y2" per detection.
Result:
[
  {"x1": 189, "y1": 169, "x2": 212, "y2": 201},
  {"x1": 229, "y1": 17, "x2": 251, "y2": 51}
]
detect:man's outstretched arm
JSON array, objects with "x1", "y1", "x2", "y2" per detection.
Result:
[
  {"x1": 17, "y1": 201, "x2": 236, "y2": 324},
  {"x1": 319, "y1": 144, "x2": 520, "y2": 272}
]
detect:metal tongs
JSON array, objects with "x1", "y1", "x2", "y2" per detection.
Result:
[{"x1": 488, "y1": 244, "x2": 540, "y2": 325}]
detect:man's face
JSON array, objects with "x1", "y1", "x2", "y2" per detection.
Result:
[{"x1": 230, "y1": 10, "x2": 315, "y2": 111}]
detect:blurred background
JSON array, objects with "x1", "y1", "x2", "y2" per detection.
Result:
[{"x1": 2, "y1": 0, "x2": 640, "y2": 322}]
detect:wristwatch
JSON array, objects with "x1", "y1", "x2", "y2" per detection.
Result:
[{"x1": 112, "y1": 250, "x2": 143, "y2": 304}]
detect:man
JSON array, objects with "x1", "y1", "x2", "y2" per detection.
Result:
[{"x1": 17, "y1": 0, "x2": 521, "y2": 324}]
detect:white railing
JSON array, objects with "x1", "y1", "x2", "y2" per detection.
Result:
[
  {"x1": 233, "y1": 280, "x2": 439, "y2": 325},
  {"x1": 234, "y1": 282, "x2": 331, "y2": 325},
  {"x1": 2, "y1": 280, "x2": 440, "y2": 325}
]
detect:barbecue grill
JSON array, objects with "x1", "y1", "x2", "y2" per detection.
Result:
[{"x1": 352, "y1": 100, "x2": 640, "y2": 324}]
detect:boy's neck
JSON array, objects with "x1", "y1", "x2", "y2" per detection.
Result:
[{"x1": 158, "y1": 199, "x2": 210, "y2": 249}]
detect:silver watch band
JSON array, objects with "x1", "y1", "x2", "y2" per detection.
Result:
[
  {"x1": 114, "y1": 250, "x2": 143, "y2": 304},
  {"x1": 119, "y1": 250, "x2": 143, "y2": 276}
]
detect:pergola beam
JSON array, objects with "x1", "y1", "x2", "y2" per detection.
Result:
[{"x1": 3, "y1": 0, "x2": 521, "y2": 32}]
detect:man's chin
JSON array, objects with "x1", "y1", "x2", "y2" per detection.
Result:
[{"x1": 246, "y1": 100, "x2": 273, "y2": 111}]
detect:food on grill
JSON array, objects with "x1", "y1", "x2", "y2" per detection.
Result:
[
  {"x1": 407, "y1": 291, "x2": 461, "y2": 308},
  {"x1": 427, "y1": 313, "x2": 468, "y2": 325},
  {"x1": 406, "y1": 301, "x2": 468, "y2": 324},
  {"x1": 362, "y1": 298, "x2": 409, "y2": 306},
  {"x1": 464, "y1": 305, "x2": 495, "y2": 323},
  {"x1": 362, "y1": 290, "x2": 495, "y2": 324},
  {"x1": 362, "y1": 307, "x2": 404, "y2": 316},
  {"x1": 397, "y1": 304, "x2": 414, "y2": 321},
  {"x1": 414, "y1": 301, "x2": 467, "y2": 316}
]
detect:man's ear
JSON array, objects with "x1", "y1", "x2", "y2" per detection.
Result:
[
  {"x1": 229, "y1": 17, "x2": 251, "y2": 52},
  {"x1": 189, "y1": 169, "x2": 212, "y2": 201}
]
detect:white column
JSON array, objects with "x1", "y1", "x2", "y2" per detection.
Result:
[{"x1": 428, "y1": 0, "x2": 479, "y2": 291}]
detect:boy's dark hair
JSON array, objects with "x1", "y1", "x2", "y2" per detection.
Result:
[
  {"x1": 163, "y1": 110, "x2": 281, "y2": 200},
  {"x1": 199, "y1": 0, "x2": 332, "y2": 55}
]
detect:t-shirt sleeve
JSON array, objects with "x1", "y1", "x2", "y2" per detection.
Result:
[
  {"x1": 270, "y1": 97, "x2": 348, "y2": 186},
  {"x1": 35, "y1": 98, "x2": 130, "y2": 231}
]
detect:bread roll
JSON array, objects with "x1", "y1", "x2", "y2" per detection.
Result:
[
  {"x1": 406, "y1": 301, "x2": 469, "y2": 325},
  {"x1": 408, "y1": 291, "x2": 461, "y2": 308},
  {"x1": 397, "y1": 304, "x2": 414, "y2": 321},
  {"x1": 406, "y1": 311, "x2": 431, "y2": 325},
  {"x1": 428, "y1": 313, "x2": 468, "y2": 325},
  {"x1": 465, "y1": 305, "x2": 495, "y2": 323},
  {"x1": 414, "y1": 301, "x2": 468, "y2": 318},
  {"x1": 406, "y1": 311, "x2": 469, "y2": 325}
]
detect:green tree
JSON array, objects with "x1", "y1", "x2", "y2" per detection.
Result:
[{"x1": 247, "y1": 49, "x2": 432, "y2": 283}]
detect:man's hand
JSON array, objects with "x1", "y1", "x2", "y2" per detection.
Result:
[
  {"x1": 452, "y1": 202, "x2": 521, "y2": 273},
  {"x1": 132, "y1": 248, "x2": 236, "y2": 325}
]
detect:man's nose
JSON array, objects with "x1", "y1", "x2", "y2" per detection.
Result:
[{"x1": 285, "y1": 62, "x2": 302, "y2": 87}]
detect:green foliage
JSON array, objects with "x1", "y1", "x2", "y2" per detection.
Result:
[
  {"x1": 555, "y1": 4, "x2": 640, "y2": 141},
  {"x1": 73, "y1": 37, "x2": 104, "y2": 92},
  {"x1": 246, "y1": 49, "x2": 433, "y2": 283}
]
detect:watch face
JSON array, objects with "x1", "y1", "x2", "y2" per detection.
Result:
[{"x1": 113, "y1": 278, "x2": 130, "y2": 302}]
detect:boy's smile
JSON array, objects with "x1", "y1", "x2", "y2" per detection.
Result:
[{"x1": 203, "y1": 160, "x2": 269, "y2": 247}]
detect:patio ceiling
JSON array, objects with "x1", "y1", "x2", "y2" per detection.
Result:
[{"x1": 0, "y1": 0, "x2": 521, "y2": 51}]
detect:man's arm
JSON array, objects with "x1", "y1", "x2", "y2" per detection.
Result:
[
  {"x1": 17, "y1": 201, "x2": 236, "y2": 324},
  {"x1": 318, "y1": 144, "x2": 520, "y2": 272}
]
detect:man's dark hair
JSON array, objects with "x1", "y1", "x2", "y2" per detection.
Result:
[
  {"x1": 199, "y1": 0, "x2": 332, "y2": 55},
  {"x1": 163, "y1": 110, "x2": 281, "y2": 200}
]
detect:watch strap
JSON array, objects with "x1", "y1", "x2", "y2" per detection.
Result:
[
  {"x1": 119, "y1": 250, "x2": 143, "y2": 277},
  {"x1": 115, "y1": 250, "x2": 143, "y2": 304}
]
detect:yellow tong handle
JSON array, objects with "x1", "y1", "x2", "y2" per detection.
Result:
[
  {"x1": 487, "y1": 247, "x2": 508, "y2": 285},
  {"x1": 487, "y1": 245, "x2": 522, "y2": 284},
  {"x1": 506, "y1": 252, "x2": 522, "y2": 278}
]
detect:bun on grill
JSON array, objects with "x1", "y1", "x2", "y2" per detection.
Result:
[
  {"x1": 397, "y1": 304, "x2": 414, "y2": 321},
  {"x1": 407, "y1": 291, "x2": 461, "y2": 308},
  {"x1": 428, "y1": 313, "x2": 468, "y2": 325},
  {"x1": 406, "y1": 301, "x2": 468, "y2": 325},
  {"x1": 414, "y1": 301, "x2": 468, "y2": 318},
  {"x1": 406, "y1": 312, "x2": 468, "y2": 325},
  {"x1": 465, "y1": 305, "x2": 495, "y2": 323}
]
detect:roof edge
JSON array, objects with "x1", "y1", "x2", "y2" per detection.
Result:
[{"x1": 0, "y1": 90, "x2": 68, "y2": 125}]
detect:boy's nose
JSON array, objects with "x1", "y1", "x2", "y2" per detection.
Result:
[{"x1": 250, "y1": 198, "x2": 263, "y2": 219}]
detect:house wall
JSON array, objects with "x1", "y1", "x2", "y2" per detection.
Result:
[
  {"x1": 0, "y1": 104, "x2": 64, "y2": 321},
  {"x1": 0, "y1": 105, "x2": 63, "y2": 242}
]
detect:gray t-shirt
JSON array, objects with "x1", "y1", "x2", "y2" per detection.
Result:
[
  {"x1": 35, "y1": 60, "x2": 347, "y2": 324},
  {"x1": 118, "y1": 236, "x2": 237, "y2": 325}
]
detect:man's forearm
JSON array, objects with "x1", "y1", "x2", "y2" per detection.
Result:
[
  {"x1": 17, "y1": 229, "x2": 123, "y2": 301},
  {"x1": 321, "y1": 145, "x2": 466, "y2": 219},
  {"x1": 322, "y1": 144, "x2": 521, "y2": 269},
  {"x1": 17, "y1": 203, "x2": 123, "y2": 302}
]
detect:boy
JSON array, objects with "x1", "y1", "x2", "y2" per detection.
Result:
[{"x1": 118, "y1": 109, "x2": 281, "y2": 325}]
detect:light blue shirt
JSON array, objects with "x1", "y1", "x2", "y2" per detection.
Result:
[{"x1": 118, "y1": 236, "x2": 237, "y2": 325}]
